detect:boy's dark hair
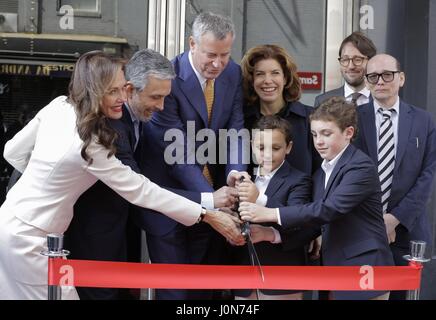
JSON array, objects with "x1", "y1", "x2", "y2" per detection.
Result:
[
  {"x1": 310, "y1": 97, "x2": 358, "y2": 140},
  {"x1": 339, "y1": 31, "x2": 377, "y2": 59},
  {"x1": 253, "y1": 115, "x2": 293, "y2": 145}
]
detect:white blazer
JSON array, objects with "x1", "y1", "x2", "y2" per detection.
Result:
[
  {"x1": 0, "y1": 96, "x2": 201, "y2": 298},
  {"x1": 2, "y1": 96, "x2": 201, "y2": 233}
]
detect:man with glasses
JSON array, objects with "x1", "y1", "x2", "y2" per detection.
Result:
[
  {"x1": 354, "y1": 54, "x2": 436, "y2": 300},
  {"x1": 315, "y1": 32, "x2": 377, "y2": 108}
]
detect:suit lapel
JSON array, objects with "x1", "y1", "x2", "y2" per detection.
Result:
[
  {"x1": 264, "y1": 162, "x2": 289, "y2": 197},
  {"x1": 178, "y1": 53, "x2": 209, "y2": 127},
  {"x1": 360, "y1": 103, "x2": 378, "y2": 162},
  {"x1": 324, "y1": 145, "x2": 354, "y2": 198},
  {"x1": 121, "y1": 104, "x2": 136, "y2": 151},
  {"x1": 395, "y1": 101, "x2": 413, "y2": 170}
]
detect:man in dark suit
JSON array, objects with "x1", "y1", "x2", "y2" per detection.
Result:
[
  {"x1": 354, "y1": 54, "x2": 436, "y2": 300},
  {"x1": 240, "y1": 98, "x2": 394, "y2": 300},
  {"x1": 314, "y1": 32, "x2": 376, "y2": 108},
  {"x1": 136, "y1": 12, "x2": 247, "y2": 300},
  {"x1": 65, "y1": 49, "x2": 241, "y2": 300}
]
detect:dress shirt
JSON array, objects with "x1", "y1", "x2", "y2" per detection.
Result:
[
  {"x1": 344, "y1": 83, "x2": 371, "y2": 106},
  {"x1": 255, "y1": 162, "x2": 285, "y2": 244},
  {"x1": 321, "y1": 144, "x2": 350, "y2": 188}
]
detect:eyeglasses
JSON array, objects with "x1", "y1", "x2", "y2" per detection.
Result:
[
  {"x1": 338, "y1": 56, "x2": 367, "y2": 67},
  {"x1": 365, "y1": 71, "x2": 401, "y2": 84}
]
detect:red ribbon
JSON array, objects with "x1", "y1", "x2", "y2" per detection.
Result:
[{"x1": 48, "y1": 259, "x2": 422, "y2": 291}]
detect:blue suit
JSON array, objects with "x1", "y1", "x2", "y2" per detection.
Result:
[
  {"x1": 354, "y1": 101, "x2": 436, "y2": 259},
  {"x1": 279, "y1": 145, "x2": 394, "y2": 300},
  {"x1": 135, "y1": 52, "x2": 246, "y2": 299}
]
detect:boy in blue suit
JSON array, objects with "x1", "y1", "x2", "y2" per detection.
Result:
[
  {"x1": 240, "y1": 97, "x2": 394, "y2": 300},
  {"x1": 354, "y1": 54, "x2": 436, "y2": 300},
  {"x1": 234, "y1": 115, "x2": 316, "y2": 300}
]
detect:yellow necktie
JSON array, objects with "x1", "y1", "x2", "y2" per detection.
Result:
[
  {"x1": 204, "y1": 79, "x2": 214, "y2": 124},
  {"x1": 203, "y1": 80, "x2": 214, "y2": 186}
]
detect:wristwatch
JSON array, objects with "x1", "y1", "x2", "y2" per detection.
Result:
[{"x1": 197, "y1": 207, "x2": 207, "y2": 224}]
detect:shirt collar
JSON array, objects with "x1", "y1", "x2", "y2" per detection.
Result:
[
  {"x1": 321, "y1": 144, "x2": 350, "y2": 174},
  {"x1": 256, "y1": 161, "x2": 285, "y2": 180},
  {"x1": 189, "y1": 51, "x2": 207, "y2": 89},
  {"x1": 124, "y1": 103, "x2": 139, "y2": 124},
  {"x1": 373, "y1": 96, "x2": 400, "y2": 116},
  {"x1": 344, "y1": 82, "x2": 371, "y2": 99}
]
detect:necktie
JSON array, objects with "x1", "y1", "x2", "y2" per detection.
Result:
[
  {"x1": 203, "y1": 80, "x2": 215, "y2": 185},
  {"x1": 351, "y1": 92, "x2": 362, "y2": 105},
  {"x1": 204, "y1": 79, "x2": 214, "y2": 124},
  {"x1": 378, "y1": 108, "x2": 396, "y2": 213},
  {"x1": 133, "y1": 119, "x2": 140, "y2": 151}
]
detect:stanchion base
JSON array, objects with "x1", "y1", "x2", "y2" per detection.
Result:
[
  {"x1": 41, "y1": 250, "x2": 70, "y2": 258},
  {"x1": 403, "y1": 255, "x2": 430, "y2": 263}
]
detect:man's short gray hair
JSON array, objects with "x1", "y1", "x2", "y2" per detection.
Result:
[
  {"x1": 125, "y1": 49, "x2": 176, "y2": 92},
  {"x1": 192, "y1": 12, "x2": 235, "y2": 44}
]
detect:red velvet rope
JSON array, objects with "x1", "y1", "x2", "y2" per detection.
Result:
[{"x1": 48, "y1": 259, "x2": 422, "y2": 291}]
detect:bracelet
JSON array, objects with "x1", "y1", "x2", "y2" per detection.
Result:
[{"x1": 197, "y1": 207, "x2": 207, "y2": 224}]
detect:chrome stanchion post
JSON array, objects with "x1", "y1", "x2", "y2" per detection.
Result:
[
  {"x1": 403, "y1": 240, "x2": 430, "y2": 300},
  {"x1": 41, "y1": 234, "x2": 70, "y2": 300}
]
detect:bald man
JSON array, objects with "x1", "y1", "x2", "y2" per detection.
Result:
[{"x1": 354, "y1": 54, "x2": 436, "y2": 300}]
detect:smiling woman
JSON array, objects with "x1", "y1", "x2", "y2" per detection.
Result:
[
  {"x1": 100, "y1": 68, "x2": 128, "y2": 120},
  {"x1": 0, "y1": 50, "x2": 216, "y2": 300},
  {"x1": 241, "y1": 44, "x2": 321, "y2": 176}
]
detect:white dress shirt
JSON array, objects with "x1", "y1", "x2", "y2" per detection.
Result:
[
  {"x1": 254, "y1": 162, "x2": 285, "y2": 244},
  {"x1": 321, "y1": 144, "x2": 350, "y2": 189}
]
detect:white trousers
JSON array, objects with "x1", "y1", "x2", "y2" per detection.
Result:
[{"x1": 0, "y1": 209, "x2": 79, "y2": 300}]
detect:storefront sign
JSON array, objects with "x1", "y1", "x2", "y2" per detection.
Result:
[
  {"x1": 0, "y1": 82, "x2": 9, "y2": 95},
  {"x1": 298, "y1": 72, "x2": 323, "y2": 91},
  {"x1": 0, "y1": 63, "x2": 74, "y2": 78}
]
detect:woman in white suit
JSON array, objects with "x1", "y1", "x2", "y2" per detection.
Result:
[{"x1": 0, "y1": 51, "x2": 244, "y2": 300}]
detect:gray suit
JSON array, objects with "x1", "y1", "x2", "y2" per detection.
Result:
[{"x1": 314, "y1": 87, "x2": 345, "y2": 108}]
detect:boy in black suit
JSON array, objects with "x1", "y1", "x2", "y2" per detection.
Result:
[{"x1": 234, "y1": 115, "x2": 316, "y2": 300}]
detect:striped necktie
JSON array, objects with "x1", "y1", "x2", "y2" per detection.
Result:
[
  {"x1": 203, "y1": 79, "x2": 214, "y2": 186},
  {"x1": 378, "y1": 108, "x2": 396, "y2": 213}
]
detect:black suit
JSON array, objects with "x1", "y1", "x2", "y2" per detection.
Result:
[
  {"x1": 65, "y1": 105, "x2": 142, "y2": 300},
  {"x1": 234, "y1": 161, "x2": 317, "y2": 297},
  {"x1": 66, "y1": 105, "x2": 203, "y2": 300}
]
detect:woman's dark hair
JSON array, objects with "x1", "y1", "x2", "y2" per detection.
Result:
[{"x1": 241, "y1": 44, "x2": 301, "y2": 106}]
